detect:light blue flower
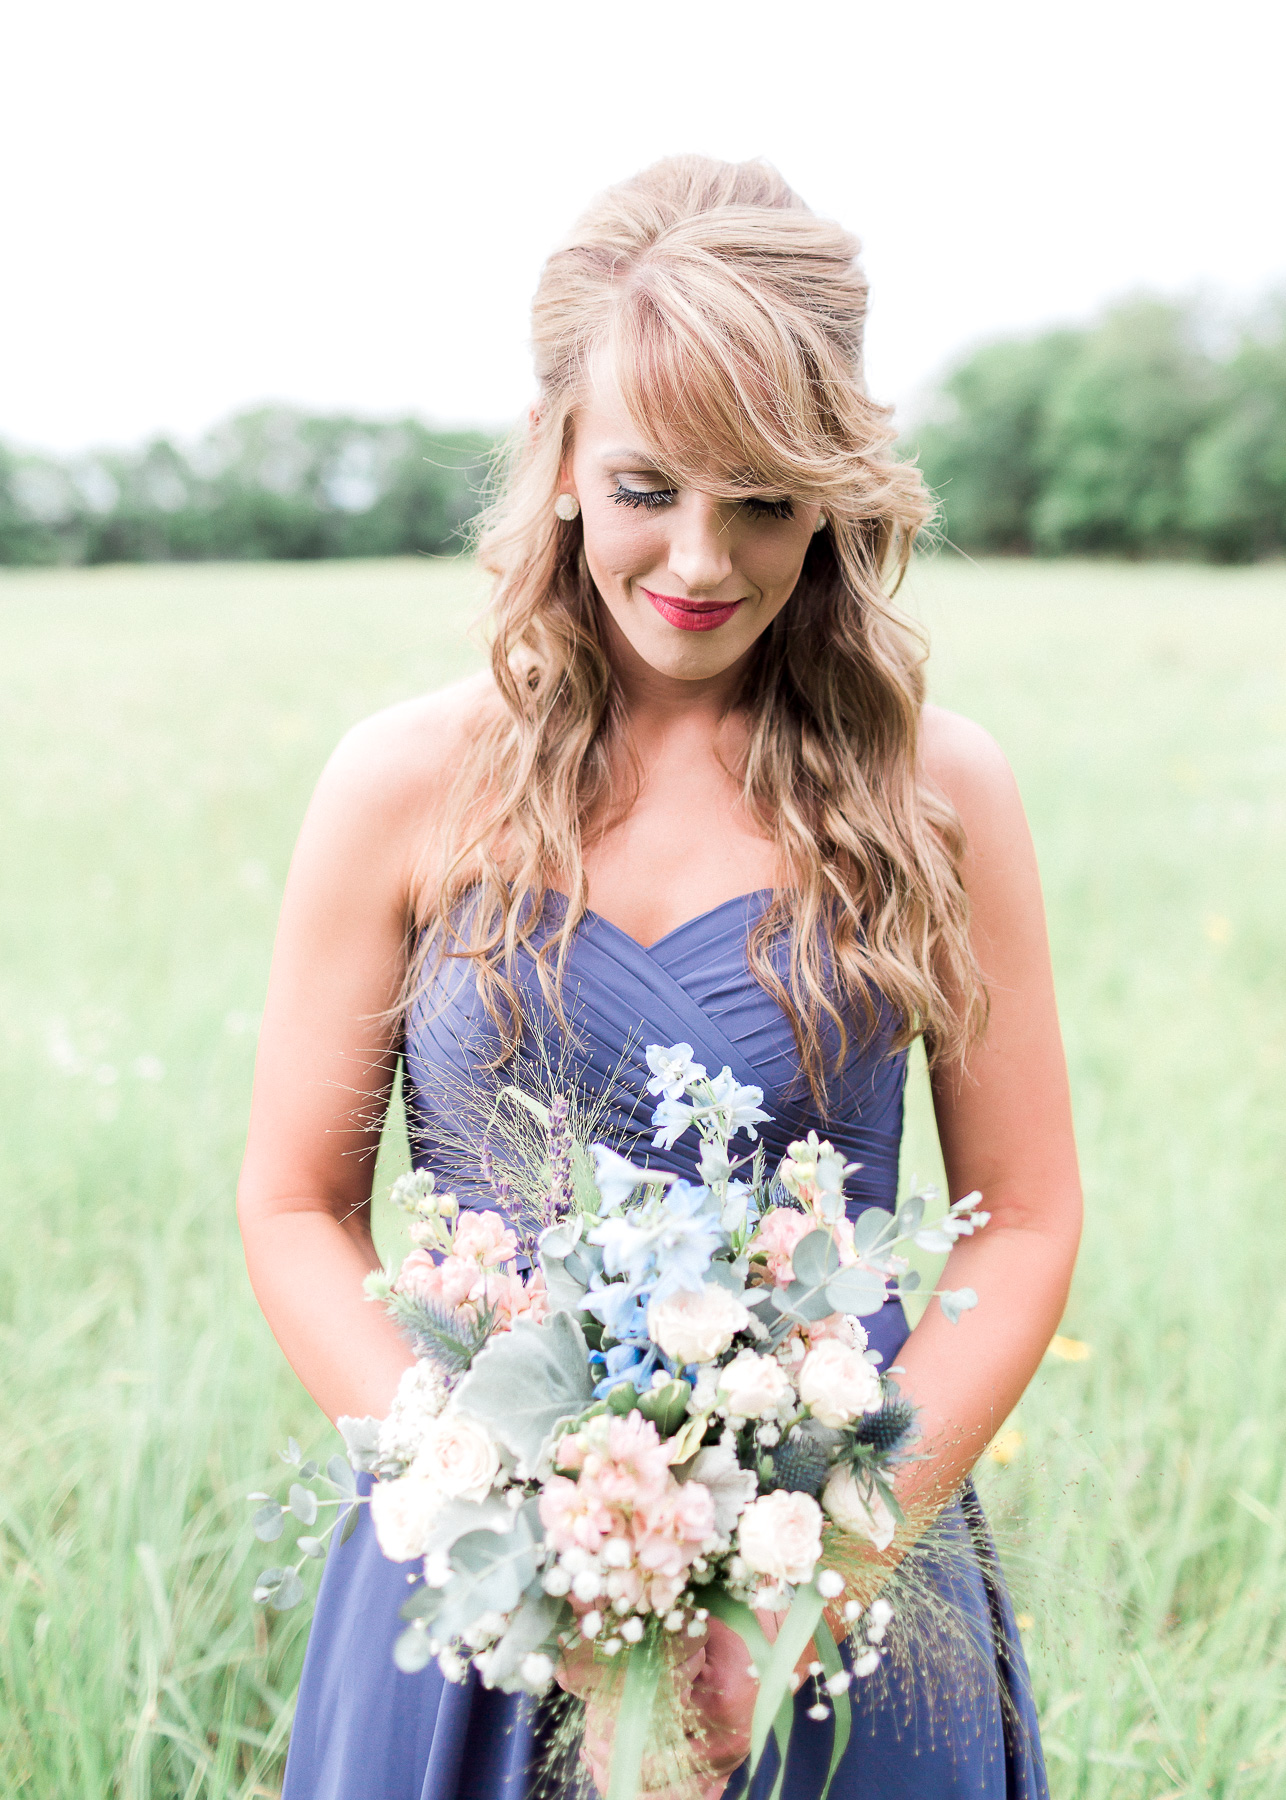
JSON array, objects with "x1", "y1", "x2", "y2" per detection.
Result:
[
  {"x1": 719, "y1": 1179, "x2": 755, "y2": 1234},
  {"x1": 591, "y1": 1143, "x2": 660, "y2": 1213},
  {"x1": 592, "y1": 1339, "x2": 664, "y2": 1397},
  {"x1": 652, "y1": 1095, "x2": 698, "y2": 1150},
  {"x1": 587, "y1": 1181, "x2": 724, "y2": 1306},
  {"x1": 582, "y1": 1279, "x2": 649, "y2": 1340},
  {"x1": 707, "y1": 1067, "x2": 770, "y2": 1141},
  {"x1": 645, "y1": 1042, "x2": 707, "y2": 1101}
]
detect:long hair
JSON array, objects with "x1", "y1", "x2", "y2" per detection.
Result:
[{"x1": 408, "y1": 155, "x2": 983, "y2": 1104}]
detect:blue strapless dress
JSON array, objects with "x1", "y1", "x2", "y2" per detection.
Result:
[{"x1": 283, "y1": 894, "x2": 1047, "y2": 1799}]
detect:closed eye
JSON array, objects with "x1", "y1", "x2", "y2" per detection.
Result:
[
  {"x1": 613, "y1": 480, "x2": 677, "y2": 510},
  {"x1": 742, "y1": 496, "x2": 795, "y2": 520}
]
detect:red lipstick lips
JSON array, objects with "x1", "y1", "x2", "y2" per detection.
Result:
[{"x1": 640, "y1": 587, "x2": 744, "y2": 632}]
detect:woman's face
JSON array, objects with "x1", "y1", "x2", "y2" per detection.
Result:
[{"x1": 564, "y1": 373, "x2": 822, "y2": 686}]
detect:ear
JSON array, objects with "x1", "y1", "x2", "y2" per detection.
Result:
[{"x1": 526, "y1": 402, "x2": 542, "y2": 444}]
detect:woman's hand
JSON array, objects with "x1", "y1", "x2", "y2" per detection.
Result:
[{"x1": 560, "y1": 1617, "x2": 758, "y2": 1800}]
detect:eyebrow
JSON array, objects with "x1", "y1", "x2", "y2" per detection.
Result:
[{"x1": 599, "y1": 448, "x2": 667, "y2": 465}]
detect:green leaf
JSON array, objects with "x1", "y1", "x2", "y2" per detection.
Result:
[
  {"x1": 914, "y1": 1228, "x2": 954, "y2": 1254},
  {"x1": 825, "y1": 1266, "x2": 888, "y2": 1317},
  {"x1": 299, "y1": 1459, "x2": 319, "y2": 1480},
  {"x1": 251, "y1": 1502, "x2": 284, "y2": 1542},
  {"x1": 606, "y1": 1636, "x2": 663, "y2": 1800},
  {"x1": 791, "y1": 1230, "x2": 841, "y2": 1287},
  {"x1": 297, "y1": 1535, "x2": 326, "y2": 1559},
  {"x1": 452, "y1": 1309, "x2": 595, "y2": 1475},
  {"x1": 897, "y1": 1270, "x2": 922, "y2": 1292},
  {"x1": 851, "y1": 1207, "x2": 896, "y2": 1253},
  {"x1": 281, "y1": 1437, "x2": 302, "y2": 1465},
  {"x1": 638, "y1": 1379, "x2": 692, "y2": 1436},
  {"x1": 339, "y1": 1500, "x2": 361, "y2": 1545},
  {"x1": 393, "y1": 1625, "x2": 435, "y2": 1672},
  {"x1": 289, "y1": 1483, "x2": 318, "y2": 1525}
]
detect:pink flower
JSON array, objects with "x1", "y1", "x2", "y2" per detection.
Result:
[
  {"x1": 484, "y1": 1268, "x2": 550, "y2": 1329},
  {"x1": 751, "y1": 1207, "x2": 813, "y2": 1284},
  {"x1": 540, "y1": 1475, "x2": 617, "y2": 1552},
  {"x1": 395, "y1": 1250, "x2": 478, "y2": 1312},
  {"x1": 806, "y1": 1311, "x2": 870, "y2": 1351},
  {"x1": 452, "y1": 1211, "x2": 518, "y2": 1267}
]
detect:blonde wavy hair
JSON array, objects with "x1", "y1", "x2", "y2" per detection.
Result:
[{"x1": 410, "y1": 154, "x2": 983, "y2": 1104}]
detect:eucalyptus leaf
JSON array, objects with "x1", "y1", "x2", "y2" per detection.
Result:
[
  {"x1": 251, "y1": 1502, "x2": 284, "y2": 1542},
  {"x1": 326, "y1": 1454, "x2": 357, "y2": 1497},
  {"x1": 282, "y1": 1438, "x2": 302, "y2": 1465},
  {"x1": 297, "y1": 1535, "x2": 327, "y2": 1559},
  {"x1": 400, "y1": 1582, "x2": 446, "y2": 1624},
  {"x1": 851, "y1": 1207, "x2": 895, "y2": 1254},
  {"x1": 703, "y1": 1260, "x2": 746, "y2": 1297},
  {"x1": 452, "y1": 1309, "x2": 595, "y2": 1475},
  {"x1": 897, "y1": 1270, "x2": 922, "y2": 1292},
  {"x1": 791, "y1": 1231, "x2": 841, "y2": 1287},
  {"x1": 895, "y1": 1193, "x2": 925, "y2": 1235},
  {"x1": 914, "y1": 1228, "x2": 955, "y2": 1255},
  {"x1": 289, "y1": 1483, "x2": 318, "y2": 1526},
  {"x1": 299, "y1": 1459, "x2": 319, "y2": 1480},
  {"x1": 270, "y1": 1567, "x2": 305, "y2": 1611},
  {"x1": 393, "y1": 1625, "x2": 436, "y2": 1672},
  {"x1": 339, "y1": 1500, "x2": 361, "y2": 1546},
  {"x1": 770, "y1": 1280, "x2": 835, "y2": 1323},
  {"x1": 252, "y1": 1567, "x2": 284, "y2": 1602},
  {"x1": 939, "y1": 1287, "x2": 978, "y2": 1325},
  {"x1": 825, "y1": 1265, "x2": 889, "y2": 1317}
]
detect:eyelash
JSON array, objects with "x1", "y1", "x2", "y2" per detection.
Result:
[{"x1": 611, "y1": 482, "x2": 794, "y2": 520}]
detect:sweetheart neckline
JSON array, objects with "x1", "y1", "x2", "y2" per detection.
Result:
[{"x1": 555, "y1": 887, "x2": 774, "y2": 956}]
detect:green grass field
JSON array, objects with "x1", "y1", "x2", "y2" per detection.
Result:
[{"x1": 1, "y1": 554, "x2": 1283, "y2": 1798}]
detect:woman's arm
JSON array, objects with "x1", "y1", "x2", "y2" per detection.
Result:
[
  {"x1": 891, "y1": 705, "x2": 1083, "y2": 1510},
  {"x1": 236, "y1": 682, "x2": 488, "y2": 1424}
]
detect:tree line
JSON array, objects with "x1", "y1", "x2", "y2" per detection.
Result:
[
  {"x1": 909, "y1": 295, "x2": 1286, "y2": 561},
  {"x1": 3, "y1": 297, "x2": 1284, "y2": 566},
  {"x1": 0, "y1": 408, "x2": 495, "y2": 565}
]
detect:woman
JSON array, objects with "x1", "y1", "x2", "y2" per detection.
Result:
[{"x1": 238, "y1": 155, "x2": 1081, "y2": 1799}]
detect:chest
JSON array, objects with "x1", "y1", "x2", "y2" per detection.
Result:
[{"x1": 580, "y1": 768, "x2": 777, "y2": 948}]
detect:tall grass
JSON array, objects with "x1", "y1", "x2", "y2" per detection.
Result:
[{"x1": 0, "y1": 555, "x2": 1282, "y2": 1797}]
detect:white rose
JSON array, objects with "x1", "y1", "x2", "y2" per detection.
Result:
[
  {"x1": 369, "y1": 1468, "x2": 446, "y2": 1562},
  {"x1": 717, "y1": 1349, "x2": 793, "y2": 1419},
  {"x1": 821, "y1": 1464, "x2": 897, "y2": 1552},
  {"x1": 797, "y1": 1338, "x2": 882, "y2": 1427},
  {"x1": 736, "y1": 1490, "x2": 823, "y2": 1585},
  {"x1": 415, "y1": 1410, "x2": 501, "y2": 1503},
  {"x1": 648, "y1": 1284, "x2": 750, "y2": 1364}
]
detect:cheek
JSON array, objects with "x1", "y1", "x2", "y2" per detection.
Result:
[{"x1": 580, "y1": 503, "x2": 662, "y2": 579}]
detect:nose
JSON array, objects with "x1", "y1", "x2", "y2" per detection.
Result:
[{"x1": 666, "y1": 494, "x2": 735, "y2": 594}]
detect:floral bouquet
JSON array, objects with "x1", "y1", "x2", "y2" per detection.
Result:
[{"x1": 250, "y1": 1046, "x2": 987, "y2": 1800}]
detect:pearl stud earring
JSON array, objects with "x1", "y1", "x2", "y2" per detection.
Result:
[
  {"x1": 813, "y1": 512, "x2": 828, "y2": 533},
  {"x1": 553, "y1": 493, "x2": 581, "y2": 522}
]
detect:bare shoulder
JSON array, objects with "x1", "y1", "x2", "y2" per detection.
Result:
[
  {"x1": 318, "y1": 668, "x2": 499, "y2": 815},
  {"x1": 918, "y1": 703, "x2": 1022, "y2": 831},
  {"x1": 293, "y1": 668, "x2": 502, "y2": 895}
]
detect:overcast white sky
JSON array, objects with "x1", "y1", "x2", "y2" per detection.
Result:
[{"x1": 2, "y1": 0, "x2": 1283, "y2": 454}]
